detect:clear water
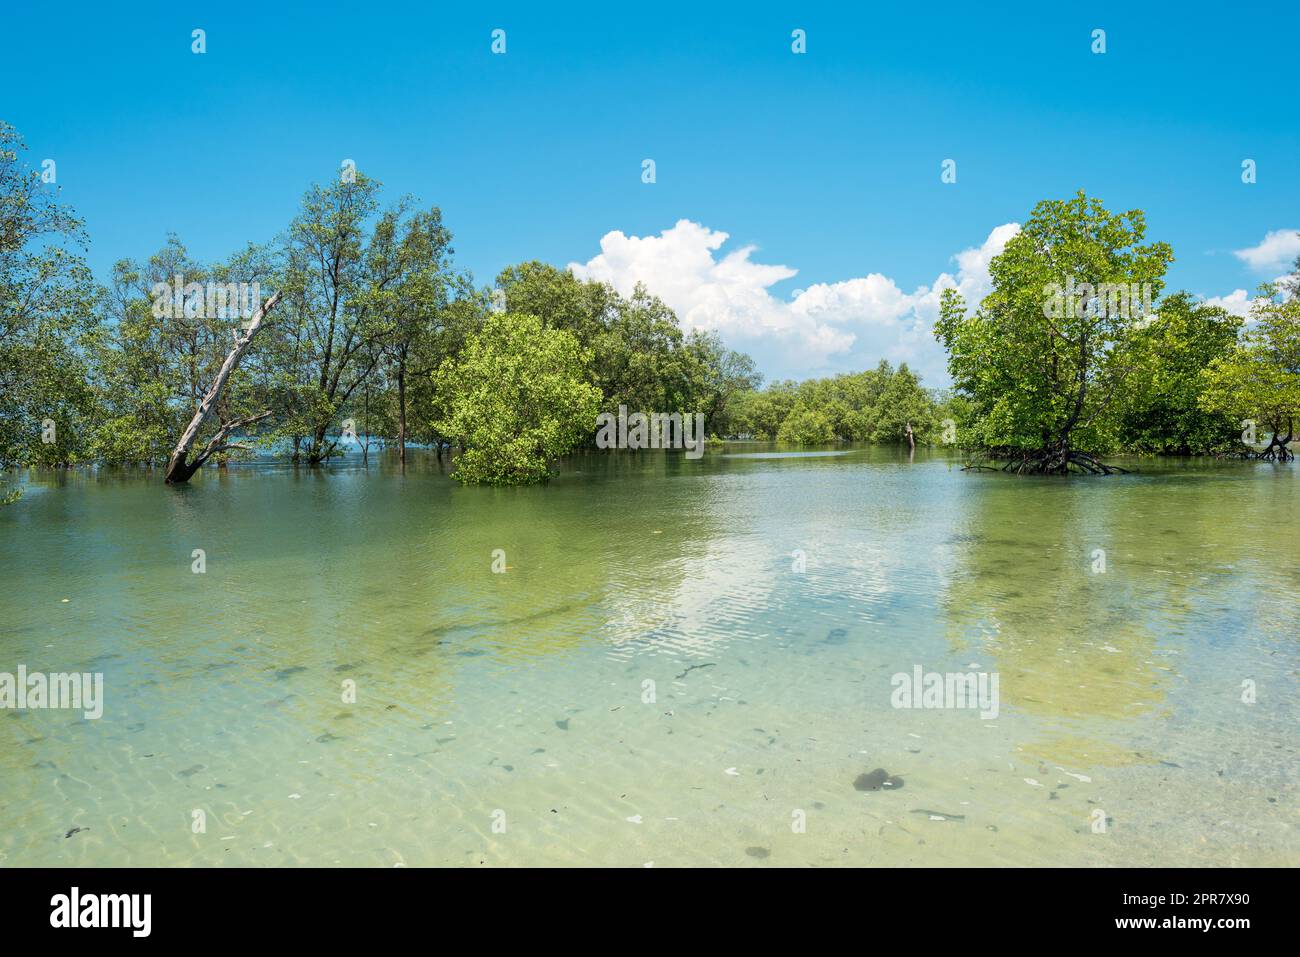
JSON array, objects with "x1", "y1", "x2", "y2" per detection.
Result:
[{"x1": 1, "y1": 447, "x2": 1296, "y2": 866}]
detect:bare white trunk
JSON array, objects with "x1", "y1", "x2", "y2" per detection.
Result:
[{"x1": 165, "y1": 291, "x2": 282, "y2": 484}]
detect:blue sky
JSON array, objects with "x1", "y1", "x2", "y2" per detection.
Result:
[{"x1": 3, "y1": 1, "x2": 1296, "y2": 385}]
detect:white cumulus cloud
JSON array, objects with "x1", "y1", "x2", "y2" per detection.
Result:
[
  {"x1": 1233, "y1": 228, "x2": 1300, "y2": 274},
  {"x1": 569, "y1": 219, "x2": 1020, "y2": 385},
  {"x1": 1200, "y1": 289, "x2": 1254, "y2": 317}
]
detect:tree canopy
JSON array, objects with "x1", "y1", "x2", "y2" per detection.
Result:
[
  {"x1": 1118, "y1": 292, "x2": 1242, "y2": 455},
  {"x1": 431, "y1": 312, "x2": 602, "y2": 484},
  {"x1": 935, "y1": 191, "x2": 1174, "y2": 473},
  {"x1": 0, "y1": 122, "x2": 98, "y2": 473},
  {"x1": 1200, "y1": 286, "x2": 1300, "y2": 461}
]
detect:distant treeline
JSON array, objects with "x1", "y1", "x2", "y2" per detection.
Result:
[
  {"x1": 2, "y1": 121, "x2": 1297, "y2": 487},
  {"x1": 720, "y1": 362, "x2": 946, "y2": 445}
]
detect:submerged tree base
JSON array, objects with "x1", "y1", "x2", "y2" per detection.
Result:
[
  {"x1": 1217, "y1": 438, "x2": 1294, "y2": 462},
  {"x1": 1256, "y1": 438, "x2": 1295, "y2": 462},
  {"x1": 962, "y1": 447, "x2": 1129, "y2": 476}
]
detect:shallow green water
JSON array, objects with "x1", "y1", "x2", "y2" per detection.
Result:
[{"x1": 1, "y1": 447, "x2": 1296, "y2": 866}]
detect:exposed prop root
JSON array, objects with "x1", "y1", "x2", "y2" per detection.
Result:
[
  {"x1": 1255, "y1": 439, "x2": 1295, "y2": 462},
  {"x1": 962, "y1": 447, "x2": 1128, "y2": 476}
]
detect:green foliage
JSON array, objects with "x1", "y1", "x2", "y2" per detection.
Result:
[
  {"x1": 5, "y1": 119, "x2": 1277, "y2": 482},
  {"x1": 272, "y1": 175, "x2": 387, "y2": 462},
  {"x1": 875, "y1": 363, "x2": 940, "y2": 443},
  {"x1": 681, "y1": 329, "x2": 762, "y2": 435},
  {"x1": 432, "y1": 312, "x2": 602, "y2": 484},
  {"x1": 934, "y1": 391, "x2": 975, "y2": 447},
  {"x1": 88, "y1": 236, "x2": 278, "y2": 467},
  {"x1": 1200, "y1": 287, "x2": 1300, "y2": 450},
  {"x1": 399, "y1": 292, "x2": 488, "y2": 448},
  {"x1": 1118, "y1": 293, "x2": 1242, "y2": 453},
  {"x1": 776, "y1": 404, "x2": 835, "y2": 445},
  {"x1": 0, "y1": 121, "x2": 100, "y2": 468},
  {"x1": 723, "y1": 360, "x2": 941, "y2": 444},
  {"x1": 727, "y1": 380, "x2": 798, "y2": 439},
  {"x1": 496, "y1": 261, "x2": 613, "y2": 344},
  {"x1": 495, "y1": 263, "x2": 760, "y2": 436},
  {"x1": 935, "y1": 191, "x2": 1174, "y2": 461}
]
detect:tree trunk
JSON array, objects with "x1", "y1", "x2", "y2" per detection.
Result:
[
  {"x1": 307, "y1": 425, "x2": 329, "y2": 465},
  {"x1": 397, "y1": 365, "x2": 407, "y2": 466},
  {"x1": 165, "y1": 291, "x2": 282, "y2": 484},
  {"x1": 1258, "y1": 429, "x2": 1295, "y2": 462}
]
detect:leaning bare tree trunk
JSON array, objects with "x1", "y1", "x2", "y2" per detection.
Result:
[{"x1": 165, "y1": 291, "x2": 282, "y2": 485}]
